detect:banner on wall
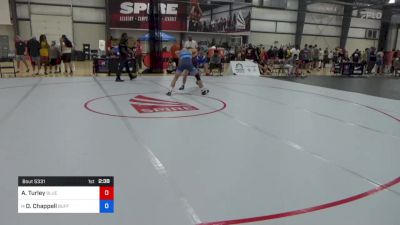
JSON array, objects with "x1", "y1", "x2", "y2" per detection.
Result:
[
  {"x1": 188, "y1": 1, "x2": 251, "y2": 33},
  {"x1": 109, "y1": 1, "x2": 252, "y2": 33},
  {"x1": 109, "y1": 1, "x2": 187, "y2": 31}
]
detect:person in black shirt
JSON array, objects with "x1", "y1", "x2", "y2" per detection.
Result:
[
  {"x1": 116, "y1": 33, "x2": 136, "y2": 82},
  {"x1": 245, "y1": 44, "x2": 258, "y2": 62},
  {"x1": 351, "y1": 49, "x2": 360, "y2": 63},
  {"x1": 27, "y1": 36, "x2": 41, "y2": 75},
  {"x1": 15, "y1": 36, "x2": 30, "y2": 73},
  {"x1": 367, "y1": 47, "x2": 377, "y2": 74}
]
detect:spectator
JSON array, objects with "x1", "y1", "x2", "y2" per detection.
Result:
[
  {"x1": 209, "y1": 50, "x2": 223, "y2": 75},
  {"x1": 39, "y1": 34, "x2": 50, "y2": 75},
  {"x1": 323, "y1": 47, "x2": 329, "y2": 68},
  {"x1": 351, "y1": 49, "x2": 361, "y2": 63},
  {"x1": 49, "y1": 41, "x2": 61, "y2": 74},
  {"x1": 245, "y1": 44, "x2": 258, "y2": 62},
  {"x1": 162, "y1": 47, "x2": 172, "y2": 75},
  {"x1": 15, "y1": 35, "x2": 30, "y2": 74},
  {"x1": 312, "y1": 45, "x2": 319, "y2": 70},
  {"x1": 290, "y1": 45, "x2": 300, "y2": 60},
  {"x1": 287, "y1": 53, "x2": 298, "y2": 75},
  {"x1": 27, "y1": 36, "x2": 40, "y2": 76},
  {"x1": 259, "y1": 60, "x2": 272, "y2": 76},
  {"x1": 60, "y1": 35, "x2": 74, "y2": 75},
  {"x1": 106, "y1": 36, "x2": 113, "y2": 56},
  {"x1": 328, "y1": 50, "x2": 333, "y2": 64},
  {"x1": 170, "y1": 40, "x2": 181, "y2": 66},
  {"x1": 303, "y1": 44, "x2": 311, "y2": 73},
  {"x1": 361, "y1": 48, "x2": 368, "y2": 70},
  {"x1": 376, "y1": 48, "x2": 384, "y2": 75},
  {"x1": 393, "y1": 56, "x2": 400, "y2": 76},
  {"x1": 278, "y1": 46, "x2": 284, "y2": 61},
  {"x1": 318, "y1": 48, "x2": 323, "y2": 70},
  {"x1": 367, "y1": 47, "x2": 377, "y2": 74},
  {"x1": 184, "y1": 36, "x2": 198, "y2": 49},
  {"x1": 135, "y1": 39, "x2": 143, "y2": 74},
  {"x1": 193, "y1": 50, "x2": 210, "y2": 76}
]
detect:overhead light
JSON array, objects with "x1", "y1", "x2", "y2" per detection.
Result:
[{"x1": 389, "y1": 0, "x2": 395, "y2": 4}]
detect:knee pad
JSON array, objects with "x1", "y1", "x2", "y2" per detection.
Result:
[{"x1": 195, "y1": 74, "x2": 201, "y2": 81}]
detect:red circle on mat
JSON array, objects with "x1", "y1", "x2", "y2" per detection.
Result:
[{"x1": 84, "y1": 92, "x2": 227, "y2": 119}]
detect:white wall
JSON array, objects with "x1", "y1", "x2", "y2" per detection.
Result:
[
  {"x1": 74, "y1": 23, "x2": 105, "y2": 50},
  {"x1": 250, "y1": 32, "x2": 295, "y2": 46},
  {"x1": 0, "y1": 25, "x2": 14, "y2": 51},
  {"x1": 18, "y1": 21, "x2": 31, "y2": 40},
  {"x1": 31, "y1": 15, "x2": 73, "y2": 44},
  {"x1": 0, "y1": 0, "x2": 12, "y2": 25},
  {"x1": 16, "y1": 0, "x2": 106, "y2": 53},
  {"x1": 396, "y1": 29, "x2": 400, "y2": 50},
  {"x1": 346, "y1": 38, "x2": 376, "y2": 52},
  {"x1": 301, "y1": 35, "x2": 339, "y2": 50}
]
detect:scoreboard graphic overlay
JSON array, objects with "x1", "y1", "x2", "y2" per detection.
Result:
[{"x1": 18, "y1": 176, "x2": 114, "y2": 213}]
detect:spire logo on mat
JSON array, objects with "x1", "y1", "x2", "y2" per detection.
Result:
[
  {"x1": 84, "y1": 92, "x2": 226, "y2": 119},
  {"x1": 130, "y1": 95, "x2": 199, "y2": 113}
]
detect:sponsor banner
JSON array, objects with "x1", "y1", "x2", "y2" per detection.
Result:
[
  {"x1": 352, "y1": 63, "x2": 364, "y2": 75},
  {"x1": 109, "y1": 0, "x2": 187, "y2": 31},
  {"x1": 358, "y1": 9, "x2": 382, "y2": 20},
  {"x1": 188, "y1": 2, "x2": 251, "y2": 33},
  {"x1": 230, "y1": 61, "x2": 260, "y2": 76},
  {"x1": 342, "y1": 63, "x2": 352, "y2": 76}
]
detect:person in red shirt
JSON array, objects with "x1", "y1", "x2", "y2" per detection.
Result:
[
  {"x1": 106, "y1": 36, "x2": 113, "y2": 56},
  {"x1": 162, "y1": 47, "x2": 172, "y2": 75},
  {"x1": 170, "y1": 40, "x2": 181, "y2": 67}
]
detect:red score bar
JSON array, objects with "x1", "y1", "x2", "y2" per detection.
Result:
[{"x1": 100, "y1": 186, "x2": 114, "y2": 200}]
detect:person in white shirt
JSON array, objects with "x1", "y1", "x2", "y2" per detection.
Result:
[
  {"x1": 290, "y1": 46, "x2": 300, "y2": 60},
  {"x1": 318, "y1": 48, "x2": 324, "y2": 69},
  {"x1": 184, "y1": 36, "x2": 198, "y2": 49},
  {"x1": 60, "y1": 35, "x2": 74, "y2": 75}
]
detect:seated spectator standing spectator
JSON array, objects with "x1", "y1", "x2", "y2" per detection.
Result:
[
  {"x1": 323, "y1": 48, "x2": 329, "y2": 68},
  {"x1": 39, "y1": 34, "x2": 50, "y2": 75},
  {"x1": 352, "y1": 49, "x2": 361, "y2": 63},
  {"x1": 267, "y1": 46, "x2": 275, "y2": 60},
  {"x1": 184, "y1": 36, "x2": 198, "y2": 49},
  {"x1": 245, "y1": 44, "x2": 258, "y2": 62},
  {"x1": 376, "y1": 48, "x2": 384, "y2": 75},
  {"x1": 209, "y1": 50, "x2": 223, "y2": 75},
  {"x1": 49, "y1": 41, "x2": 61, "y2": 74},
  {"x1": 135, "y1": 39, "x2": 143, "y2": 75},
  {"x1": 162, "y1": 47, "x2": 172, "y2": 75},
  {"x1": 27, "y1": 36, "x2": 40, "y2": 76},
  {"x1": 15, "y1": 36, "x2": 30, "y2": 74},
  {"x1": 393, "y1": 56, "x2": 400, "y2": 77},
  {"x1": 170, "y1": 40, "x2": 181, "y2": 66},
  {"x1": 284, "y1": 53, "x2": 297, "y2": 76},
  {"x1": 278, "y1": 46, "x2": 285, "y2": 62},
  {"x1": 60, "y1": 35, "x2": 74, "y2": 76},
  {"x1": 291, "y1": 45, "x2": 300, "y2": 60},
  {"x1": 259, "y1": 60, "x2": 273, "y2": 76},
  {"x1": 367, "y1": 47, "x2": 377, "y2": 74},
  {"x1": 313, "y1": 45, "x2": 319, "y2": 70},
  {"x1": 193, "y1": 51, "x2": 209, "y2": 76}
]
